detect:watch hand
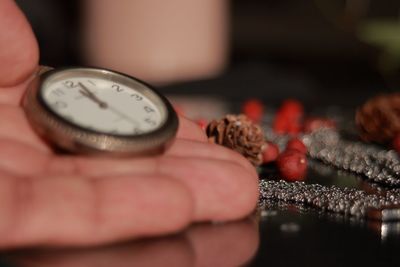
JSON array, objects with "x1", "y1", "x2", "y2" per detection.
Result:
[
  {"x1": 78, "y1": 82, "x2": 108, "y2": 109},
  {"x1": 78, "y1": 82, "x2": 139, "y2": 126}
]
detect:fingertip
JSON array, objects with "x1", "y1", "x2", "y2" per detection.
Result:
[
  {"x1": 211, "y1": 163, "x2": 259, "y2": 222},
  {"x1": 166, "y1": 139, "x2": 258, "y2": 175},
  {"x1": 159, "y1": 157, "x2": 259, "y2": 222},
  {"x1": 152, "y1": 176, "x2": 195, "y2": 233},
  {"x1": 213, "y1": 143, "x2": 259, "y2": 176},
  {"x1": 176, "y1": 116, "x2": 207, "y2": 142},
  {"x1": 0, "y1": 0, "x2": 39, "y2": 87}
]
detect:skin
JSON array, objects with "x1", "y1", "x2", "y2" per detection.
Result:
[{"x1": 0, "y1": 0, "x2": 259, "y2": 247}]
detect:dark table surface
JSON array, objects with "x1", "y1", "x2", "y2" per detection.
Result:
[{"x1": 1, "y1": 63, "x2": 399, "y2": 267}]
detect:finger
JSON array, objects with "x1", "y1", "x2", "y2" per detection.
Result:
[
  {"x1": 65, "y1": 140, "x2": 256, "y2": 177},
  {"x1": 10, "y1": 237, "x2": 194, "y2": 267},
  {"x1": 46, "y1": 155, "x2": 259, "y2": 221},
  {"x1": 0, "y1": 138, "x2": 256, "y2": 180},
  {"x1": 176, "y1": 116, "x2": 207, "y2": 142},
  {"x1": 0, "y1": 139, "x2": 157, "y2": 177},
  {"x1": 158, "y1": 157, "x2": 259, "y2": 221},
  {"x1": 0, "y1": 77, "x2": 34, "y2": 105},
  {"x1": 0, "y1": 173, "x2": 193, "y2": 248},
  {"x1": 53, "y1": 139, "x2": 257, "y2": 178},
  {"x1": 0, "y1": 140, "x2": 258, "y2": 226},
  {"x1": 166, "y1": 139, "x2": 255, "y2": 173},
  {"x1": 0, "y1": 140, "x2": 53, "y2": 177},
  {"x1": 0, "y1": 0, "x2": 38, "y2": 87},
  {"x1": 186, "y1": 219, "x2": 259, "y2": 267}
]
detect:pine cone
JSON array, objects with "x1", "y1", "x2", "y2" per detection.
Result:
[
  {"x1": 356, "y1": 93, "x2": 400, "y2": 144},
  {"x1": 206, "y1": 114, "x2": 265, "y2": 166}
]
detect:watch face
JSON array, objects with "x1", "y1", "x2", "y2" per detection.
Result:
[{"x1": 39, "y1": 68, "x2": 168, "y2": 136}]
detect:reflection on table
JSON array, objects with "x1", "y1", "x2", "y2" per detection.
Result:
[{"x1": 1, "y1": 218, "x2": 259, "y2": 267}]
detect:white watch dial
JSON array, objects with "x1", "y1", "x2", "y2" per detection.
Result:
[{"x1": 41, "y1": 76, "x2": 166, "y2": 135}]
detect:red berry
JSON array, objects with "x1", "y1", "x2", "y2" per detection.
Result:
[
  {"x1": 273, "y1": 114, "x2": 288, "y2": 134},
  {"x1": 277, "y1": 149, "x2": 307, "y2": 181},
  {"x1": 196, "y1": 119, "x2": 208, "y2": 131},
  {"x1": 286, "y1": 138, "x2": 307, "y2": 154},
  {"x1": 287, "y1": 122, "x2": 302, "y2": 135},
  {"x1": 242, "y1": 99, "x2": 264, "y2": 123},
  {"x1": 393, "y1": 134, "x2": 400, "y2": 154},
  {"x1": 280, "y1": 99, "x2": 304, "y2": 120},
  {"x1": 303, "y1": 117, "x2": 336, "y2": 133},
  {"x1": 274, "y1": 99, "x2": 304, "y2": 135},
  {"x1": 262, "y1": 142, "x2": 280, "y2": 163}
]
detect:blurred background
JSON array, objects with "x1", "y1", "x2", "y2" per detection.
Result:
[
  {"x1": 15, "y1": 0, "x2": 400, "y2": 108},
  {"x1": 4, "y1": 2, "x2": 400, "y2": 266}
]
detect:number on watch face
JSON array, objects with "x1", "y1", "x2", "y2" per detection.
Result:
[{"x1": 42, "y1": 76, "x2": 163, "y2": 135}]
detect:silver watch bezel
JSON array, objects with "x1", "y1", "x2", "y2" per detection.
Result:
[{"x1": 23, "y1": 66, "x2": 179, "y2": 156}]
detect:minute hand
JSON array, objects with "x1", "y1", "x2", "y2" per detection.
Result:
[{"x1": 78, "y1": 82, "x2": 108, "y2": 109}]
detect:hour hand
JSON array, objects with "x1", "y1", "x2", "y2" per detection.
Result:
[{"x1": 78, "y1": 82, "x2": 108, "y2": 109}]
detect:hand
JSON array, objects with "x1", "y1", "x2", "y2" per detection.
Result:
[{"x1": 0, "y1": 0, "x2": 258, "y2": 248}]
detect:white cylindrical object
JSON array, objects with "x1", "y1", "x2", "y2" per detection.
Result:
[{"x1": 83, "y1": 0, "x2": 229, "y2": 85}]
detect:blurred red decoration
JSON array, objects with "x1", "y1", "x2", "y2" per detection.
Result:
[
  {"x1": 262, "y1": 141, "x2": 280, "y2": 163},
  {"x1": 286, "y1": 138, "x2": 307, "y2": 154},
  {"x1": 276, "y1": 149, "x2": 307, "y2": 181},
  {"x1": 242, "y1": 99, "x2": 264, "y2": 123},
  {"x1": 393, "y1": 134, "x2": 400, "y2": 154},
  {"x1": 273, "y1": 99, "x2": 304, "y2": 135},
  {"x1": 287, "y1": 122, "x2": 302, "y2": 135},
  {"x1": 273, "y1": 115, "x2": 287, "y2": 134},
  {"x1": 303, "y1": 117, "x2": 336, "y2": 133},
  {"x1": 280, "y1": 99, "x2": 304, "y2": 120},
  {"x1": 196, "y1": 119, "x2": 208, "y2": 131}
]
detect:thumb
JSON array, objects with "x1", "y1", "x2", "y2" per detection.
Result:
[{"x1": 0, "y1": 0, "x2": 39, "y2": 87}]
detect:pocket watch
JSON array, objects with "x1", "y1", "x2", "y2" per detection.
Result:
[{"x1": 23, "y1": 66, "x2": 179, "y2": 156}]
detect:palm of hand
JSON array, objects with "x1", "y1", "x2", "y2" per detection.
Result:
[{"x1": 0, "y1": 0, "x2": 258, "y2": 247}]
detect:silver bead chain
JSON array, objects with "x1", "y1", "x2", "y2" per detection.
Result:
[
  {"x1": 303, "y1": 129, "x2": 400, "y2": 187},
  {"x1": 259, "y1": 180, "x2": 400, "y2": 221},
  {"x1": 264, "y1": 128, "x2": 400, "y2": 187},
  {"x1": 260, "y1": 127, "x2": 400, "y2": 221}
]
